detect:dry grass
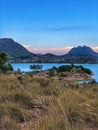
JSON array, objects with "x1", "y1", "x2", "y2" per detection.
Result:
[{"x1": 0, "y1": 73, "x2": 98, "y2": 130}]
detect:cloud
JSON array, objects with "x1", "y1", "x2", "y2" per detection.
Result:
[
  {"x1": 92, "y1": 47, "x2": 98, "y2": 52},
  {"x1": 23, "y1": 44, "x2": 73, "y2": 55},
  {"x1": 43, "y1": 25, "x2": 91, "y2": 32},
  {"x1": 23, "y1": 44, "x2": 30, "y2": 48},
  {"x1": 23, "y1": 44, "x2": 98, "y2": 55},
  {"x1": 21, "y1": 25, "x2": 95, "y2": 33}
]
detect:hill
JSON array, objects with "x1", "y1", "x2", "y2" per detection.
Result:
[
  {"x1": 0, "y1": 38, "x2": 34, "y2": 60},
  {"x1": 0, "y1": 38, "x2": 98, "y2": 63},
  {"x1": 34, "y1": 46, "x2": 98, "y2": 63},
  {"x1": 68, "y1": 46, "x2": 98, "y2": 57}
]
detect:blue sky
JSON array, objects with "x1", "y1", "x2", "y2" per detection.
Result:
[{"x1": 1, "y1": 0, "x2": 98, "y2": 54}]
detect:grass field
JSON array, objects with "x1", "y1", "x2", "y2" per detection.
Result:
[{"x1": 0, "y1": 73, "x2": 98, "y2": 130}]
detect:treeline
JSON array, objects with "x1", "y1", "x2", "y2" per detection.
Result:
[{"x1": 48, "y1": 64, "x2": 92, "y2": 76}]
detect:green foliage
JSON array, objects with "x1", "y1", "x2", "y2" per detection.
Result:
[
  {"x1": 49, "y1": 65, "x2": 92, "y2": 75},
  {"x1": 79, "y1": 65, "x2": 92, "y2": 74},
  {"x1": 57, "y1": 65, "x2": 72, "y2": 72},
  {"x1": 30, "y1": 64, "x2": 43, "y2": 72},
  {"x1": 0, "y1": 52, "x2": 7, "y2": 65},
  {"x1": 59, "y1": 72, "x2": 66, "y2": 77},
  {"x1": 7, "y1": 63, "x2": 13, "y2": 71},
  {"x1": 0, "y1": 52, "x2": 13, "y2": 73}
]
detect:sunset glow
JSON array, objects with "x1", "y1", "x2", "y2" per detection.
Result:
[{"x1": 23, "y1": 45, "x2": 98, "y2": 55}]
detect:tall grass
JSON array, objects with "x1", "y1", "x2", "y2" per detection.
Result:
[{"x1": 0, "y1": 74, "x2": 98, "y2": 130}]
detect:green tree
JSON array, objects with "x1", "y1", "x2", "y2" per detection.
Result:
[
  {"x1": 0, "y1": 52, "x2": 13, "y2": 73},
  {"x1": 0, "y1": 52, "x2": 7, "y2": 65},
  {"x1": 30, "y1": 64, "x2": 42, "y2": 72}
]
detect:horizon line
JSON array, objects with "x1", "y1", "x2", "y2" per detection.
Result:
[{"x1": 23, "y1": 45, "x2": 98, "y2": 55}]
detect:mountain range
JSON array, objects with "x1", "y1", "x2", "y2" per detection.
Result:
[{"x1": 0, "y1": 38, "x2": 98, "y2": 63}]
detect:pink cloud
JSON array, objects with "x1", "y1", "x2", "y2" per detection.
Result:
[
  {"x1": 23, "y1": 44, "x2": 98, "y2": 55},
  {"x1": 23, "y1": 44, "x2": 73, "y2": 55},
  {"x1": 92, "y1": 47, "x2": 98, "y2": 52}
]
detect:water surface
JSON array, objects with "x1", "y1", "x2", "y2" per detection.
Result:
[{"x1": 11, "y1": 63, "x2": 98, "y2": 82}]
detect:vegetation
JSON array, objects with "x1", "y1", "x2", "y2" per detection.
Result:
[
  {"x1": 30, "y1": 64, "x2": 43, "y2": 72},
  {"x1": 0, "y1": 73, "x2": 98, "y2": 130},
  {"x1": 48, "y1": 65, "x2": 92, "y2": 78},
  {"x1": 0, "y1": 52, "x2": 13, "y2": 73},
  {"x1": 79, "y1": 65, "x2": 92, "y2": 74}
]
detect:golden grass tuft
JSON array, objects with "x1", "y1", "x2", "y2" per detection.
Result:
[{"x1": 0, "y1": 74, "x2": 98, "y2": 129}]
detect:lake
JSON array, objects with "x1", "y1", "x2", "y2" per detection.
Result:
[{"x1": 11, "y1": 63, "x2": 98, "y2": 82}]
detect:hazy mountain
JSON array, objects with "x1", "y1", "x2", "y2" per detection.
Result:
[
  {"x1": 0, "y1": 38, "x2": 34, "y2": 59},
  {"x1": 0, "y1": 38, "x2": 98, "y2": 63},
  {"x1": 34, "y1": 46, "x2": 98, "y2": 63},
  {"x1": 68, "y1": 46, "x2": 98, "y2": 57}
]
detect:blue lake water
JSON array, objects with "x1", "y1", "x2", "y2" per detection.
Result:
[{"x1": 11, "y1": 63, "x2": 98, "y2": 82}]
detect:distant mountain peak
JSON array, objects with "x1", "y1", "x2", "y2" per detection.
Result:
[
  {"x1": 68, "y1": 45, "x2": 98, "y2": 57},
  {"x1": 0, "y1": 38, "x2": 98, "y2": 63},
  {"x1": 0, "y1": 38, "x2": 14, "y2": 42},
  {"x1": 0, "y1": 38, "x2": 32, "y2": 59}
]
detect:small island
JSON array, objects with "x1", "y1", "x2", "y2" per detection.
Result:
[{"x1": 30, "y1": 64, "x2": 95, "y2": 83}]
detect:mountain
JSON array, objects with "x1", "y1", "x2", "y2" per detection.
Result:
[
  {"x1": 68, "y1": 46, "x2": 98, "y2": 57},
  {"x1": 0, "y1": 38, "x2": 35, "y2": 60},
  {"x1": 31, "y1": 46, "x2": 98, "y2": 63},
  {"x1": 0, "y1": 38, "x2": 98, "y2": 63},
  {"x1": 61, "y1": 54, "x2": 98, "y2": 64}
]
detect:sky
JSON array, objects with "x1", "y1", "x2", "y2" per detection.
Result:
[{"x1": 0, "y1": 0, "x2": 98, "y2": 54}]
